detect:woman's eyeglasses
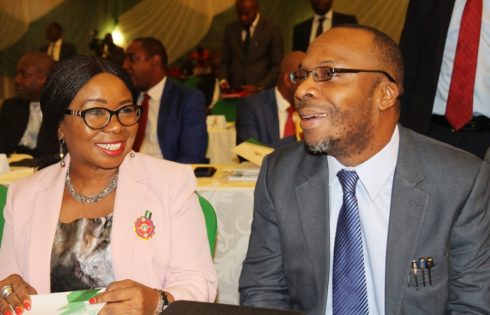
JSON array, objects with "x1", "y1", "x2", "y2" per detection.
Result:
[{"x1": 65, "y1": 105, "x2": 142, "y2": 130}]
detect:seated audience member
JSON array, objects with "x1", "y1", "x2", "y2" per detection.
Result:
[
  {"x1": 123, "y1": 37, "x2": 208, "y2": 163},
  {"x1": 0, "y1": 52, "x2": 54, "y2": 157},
  {"x1": 219, "y1": 0, "x2": 283, "y2": 94},
  {"x1": 236, "y1": 51, "x2": 305, "y2": 148},
  {"x1": 196, "y1": 50, "x2": 222, "y2": 112},
  {"x1": 239, "y1": 25, "x2": 490, "y2": 315},
  {"x1": 41, "y1": 22, "x2": 77, "y2": 61},
  {"x1": 293, "y1": 0, "x2": 358, "y2": 52},
  {"x1": 0, "y1": 56, "x2": 217, "y2": 314}
]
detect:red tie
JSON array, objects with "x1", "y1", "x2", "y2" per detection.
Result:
[
  {"x1": 133, "y1": 93, "x2": 150, "y2": 151},
  {"x1": 284, "y1": 105, "x2": 296, "y2": 138},
  {"x1": 445, "y1": 0, "x2": 482, "y2": 131}
]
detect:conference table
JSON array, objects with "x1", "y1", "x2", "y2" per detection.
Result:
[{"x1": 0, "y1": 157, "x2": 257, "y2": 305}]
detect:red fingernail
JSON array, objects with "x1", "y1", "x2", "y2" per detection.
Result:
[
  {"x1": 4, "y1": 310, "x2": 12, "y2": 315},
  {"x1": 14, "y1": 307, "x2": 22, "y2": 315},
  {"x1": 89, "y1": 298, "x2": 96, "y2": 304},
  {"x1": 23, "y1": 301, "x2": 31, "y2": 311}
]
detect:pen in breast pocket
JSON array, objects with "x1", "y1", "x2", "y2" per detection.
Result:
[
  {"x1": 426, "y1": 257, "x2": 433, "y2": 286},
  {"x1": 418, "y1": 258, "x2": 426, "y2": 287},
  {"x1": 411, "y1": 259, "x2": 419, "y2": 289}
]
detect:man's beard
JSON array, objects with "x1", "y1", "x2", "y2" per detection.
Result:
[{"x1": 304, "y1": 137, "x2": 339, "y2": 155}]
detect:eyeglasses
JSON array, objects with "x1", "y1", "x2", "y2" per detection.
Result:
[
  {"x1": 124, "y1": 54, "x2": 150, "y2": 63},
  {"x1": 289, "y1": 66, "x2": 396, "y2": 84},
  {"x1": 65, "y1": 105, "x2": 142, "y2": 130}
]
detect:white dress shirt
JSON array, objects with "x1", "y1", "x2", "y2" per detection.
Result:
[
  {"x1": 274, "y1": 87, "x2": 291, "y2": 138},
  {"x1": 241, "y1": 14, "x2": 260, "y2": 41},
  {"x1": 47, "y1": 39, "x2": 62, "y2": 61},
  {"x1": 18, "y1": 102, "x2": 42, "y2": 149},
  {"x1": 325, "y1": 126, "x2": 400, "y2": 315},
  {"x1": 433, "y1": 0, "x2": 490, "y2": 118},
  {"x1": 138, "y1": 77, "x2": 167, "y2": 159},
  {"x1": 309, "y1": 11, "x2": 334, "y2": 44}
]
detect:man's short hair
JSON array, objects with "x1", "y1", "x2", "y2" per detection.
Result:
[
  {"x1": 133, "y1": 37, "x2": 168, "y2": 70},
  {"x1": 333, "y1": 24, "x2": 404, "y2": 95}
]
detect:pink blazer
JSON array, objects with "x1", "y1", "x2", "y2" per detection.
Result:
[{"x1": 0, "y1": 152, "x2": 217, "y2": 302}]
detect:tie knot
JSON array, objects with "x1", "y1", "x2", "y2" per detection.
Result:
[
  {"x1": 318, "y1": 16, "x2": 326, "y2": 23},
  {"x1": 287, "y1": 105, "x2": 295, "y2": 115},
  {"x1": 337, "y1": 169, "x2": 358, "y2": 194},
  {"x1": 143, "y1": 93, "x2": 150, "y2": 102}
]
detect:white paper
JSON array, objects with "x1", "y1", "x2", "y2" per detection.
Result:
[
  {"x1": 28, "y1": 289, "x2": 105, "y2": 315},
  {"x1": 0, "y1": 154, "x2": 9, "y2": 174},
  {"x1": 231, "y1": 142, "x2": 273, "y2": 166}
]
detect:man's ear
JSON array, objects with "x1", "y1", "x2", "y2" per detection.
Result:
[{"x1": 378, "y1": 81, "x2": 399, "y2": 111}]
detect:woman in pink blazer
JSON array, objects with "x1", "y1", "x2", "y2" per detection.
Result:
[{"x1": 0, "y1": 56, "x2": 217, "y2": 315}]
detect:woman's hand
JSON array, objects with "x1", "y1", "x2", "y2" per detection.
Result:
[
  {"x1": 94, "y1": 279, "x2": 173, "y2": 315},
  {"x1": 0, "y1": 274, "x2": 37, "y2": 315}
]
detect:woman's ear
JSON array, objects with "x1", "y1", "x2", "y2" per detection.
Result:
[{"x1": 57, "y1": 123, "x2": 64, "y2": 140}]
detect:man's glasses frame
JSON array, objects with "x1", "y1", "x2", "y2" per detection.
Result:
[
  {"x1": 65, "y1": 105, "x2": 143, "y2": 130},
  {"x1": 289, "y1": 66, "x2": 396, "y2": 84}
]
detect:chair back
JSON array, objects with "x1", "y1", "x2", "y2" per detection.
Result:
[
  {"x1": 0, "y1": 185, "x2": 7, "y2": 245},
  {"x1": 197, "y1": 194, "x2": 217, "y2": 256}
]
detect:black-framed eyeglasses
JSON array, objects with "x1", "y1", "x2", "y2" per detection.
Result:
[
  {"x1": 289, "y1": 66, "x2": 396, "y2": 84},
  {"x1": 65, "y1": 105, "x2": 143, "y2": 130}
]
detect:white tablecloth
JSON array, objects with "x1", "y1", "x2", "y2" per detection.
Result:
[{"x1": 196, "y1": 164, "x2": 256, "y2": 304}]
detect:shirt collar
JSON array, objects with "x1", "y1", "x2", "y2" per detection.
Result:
[
  {"x1": 251, "y1": 13, "x2": 260, "y2": 28},
  {"x1": 275, "y1": 87, "x2": 290, "y2": 112},
  {"x1": 143, "y1": 76, "x2": 167, "y2": 102},
  {"x1": 314, "y1": 10, "x2": 333, "y2": 21},
  {"x1": 328, "y1": 125, "x2": 400, "y2": 201}
]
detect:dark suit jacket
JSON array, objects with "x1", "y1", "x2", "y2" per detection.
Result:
[
  {"x1": 157, "y1": 79, "x2": 208, "y2": 163},
  {"x1": 219, "y1": 18, "x2": 283, "y2": 90},
  {"x1": 0, "y1": 97, "x2": 50, "y2": 157},
  {"x1": 292, "y1": 12, "x2": 358, "y2": 52},
  {"x1": 236, "y1": 88, "x2": 295, "y2": 148},
  {"x1": 239, "y1": 126, "x2": 490, "y2": 315},
  {"x1": 40, "y1": 41, "x2": 77, "y2": 61},
  {"x1": 399, "y1": 0, "x2": 455, "y2": 133}
]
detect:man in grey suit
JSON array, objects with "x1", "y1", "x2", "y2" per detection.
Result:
[
  {"x1": 239, "y1": 25, "x2": 490, "y2": 315},
  {"x1": 219, "y1": 0, "x2": 283, "y2": 94},
  {"x1": 236, "y1": 51, "x2": 305, "y2": 148}
]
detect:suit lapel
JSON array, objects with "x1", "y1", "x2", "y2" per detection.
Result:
[
  {"x1": 295, "y1": 154, "x2": 330, "y2": 301},
  {"x1": 157, "y1": 79, "x2": 173, "y2": 154},
  {"x1": 385, "y1": 127, "x2": 429, "y2": 314},
  {"x1": 264, "y1": 90, "x2": 280, "y2": 145},
  {"x1": 231, "y1": 22, "x2": 246, "y2": 60},
  {"x1": 111, "y1": 153, "x2": 148, "y2": 279},
  {"x1": 28, "y1": 159, "x2": 67, "y2": 292}
]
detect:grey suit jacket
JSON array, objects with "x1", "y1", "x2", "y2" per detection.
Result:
[
  {"x1": 219, "y1": 18, "x2": 283, "y2": 90},
  {"x1": 236, "y1": 88, "x2": 295, "y2": 148},
  {"x1": 239, "y1": 126, "x2": 490, "y2": 315}
]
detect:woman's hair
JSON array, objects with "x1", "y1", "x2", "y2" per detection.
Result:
[{"x1": 37, "y1": 55, "x2": 135, "y2": 169}]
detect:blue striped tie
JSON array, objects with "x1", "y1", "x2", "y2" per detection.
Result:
[{"x1": 333, "y1": 169, "x2": 368, "y2": 315}]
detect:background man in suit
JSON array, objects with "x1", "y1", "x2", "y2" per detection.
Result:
[
  {"x1": 123, "y1": 37, "x2": 208, "y2": 163},
  {"x1": 292, "y1": 0, "x2": 358, "y2": 52},
  {"x1": 219, "y1": 0, "x2": 283, "y2": 94},
  {"x1": 399, "y1": 0, "x2": 489, "y2": 158},
  {"x1": 41, "y1": 22, "x2": 77, "y2": 61},
  {"x1": 239, "y1": 25, "x2": 490, "y2": 315},
  {"x1": 0, "y1": 52, "x2": 54, "y2": 157},
  {"x1": 236, "y1": 51, "x2": 305, "y2": 148}
]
